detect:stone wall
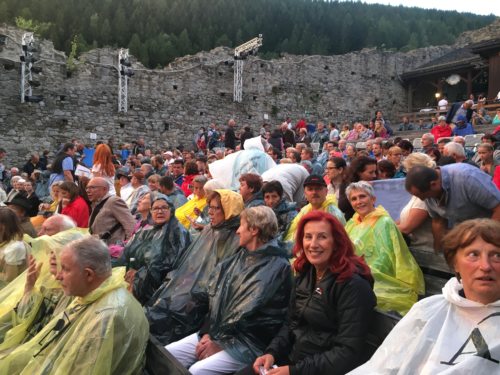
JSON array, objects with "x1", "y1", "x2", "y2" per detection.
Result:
[{"x1": 0, "y1": 23, "x2": 465, "y2": 166}]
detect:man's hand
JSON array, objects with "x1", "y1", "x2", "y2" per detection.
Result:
[
  {"x1": 253, "y1": 354, "x2": 275, "y2": 374},
  {"x1": 25, "y1": 255, "x2": 42, "y2": 293},
  {"x1": 195, "y1": 334, "x2": 222, "y2": 360}
]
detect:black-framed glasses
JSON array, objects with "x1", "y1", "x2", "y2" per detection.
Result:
[{"x1": 151, "y1": 206, "x2": 170, "y2": 212}]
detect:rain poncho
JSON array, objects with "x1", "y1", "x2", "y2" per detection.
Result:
[
  {"x1": 285, "y1": 196, "x2": 346, "y2": 242},
  {"x1": 345, "y1": 206, "x2": 425, "y2": 315},
  {"x1": 261, "y1": 164, "x2": 309, "y2": 203},
  {"x1": 118, "y1": 200, "x2": 191, "y2": 305},
  {"x1": 349, "y1": 277, "x2": 500, "y2": 375},
  {"x1": 145, "y1": 189, "x2": 244, "y2": 345},
  {"x1": 0, "y1": 230, "x2": 86, "y2": 352},
  {"x1": 175, "y1": 195, "x2": 208, "y2": 229},
  {"x1": 0, "y1": 229, "x2": 85, "y2": 320},
  {"x1": 207, "y1": 239, "x2": 292, "y2": 363},
  {"x1": 209, "y1": 138, "x2": 276, "y2": 190},
  {"x1": 0, "y1": 268, "x2": 149, "y2": 375},
  {"x1": 273, "y1": 199, "x2": 297, "y2": 240}
]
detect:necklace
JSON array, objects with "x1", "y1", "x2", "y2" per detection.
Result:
[{"x1": 316, "y1": 269, "x2": 327, "y2": 283}]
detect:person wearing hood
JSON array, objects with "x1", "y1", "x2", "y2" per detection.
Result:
[
  {"x1": 239, "y1": 173, "x2": 265, "y2": 208},
  {"x1": 452, "y1": 114, "x2": 474, "y2": 137},
  {"x1": 118, "y1": 194, "x2": 191, "y2": 305},
  {"x1": 145, "y1": 189, "x2": 244, "y2": 345},
  {"x1": 241, "y1": 211, "x2": 376, "y2": 375},
  {"x1": 345, "y1": 181, "x2": 424, "y2": 315},
  {"x1": 349, "y1": 218, "x2": 500, "y2": 374},
  {"x1": 166, "y1": 206, "x2": 292, "y2": 374}
]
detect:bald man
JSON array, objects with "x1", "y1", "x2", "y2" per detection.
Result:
[{"x1": 86, "y1": 177, "x2": 135, "y2": 245}]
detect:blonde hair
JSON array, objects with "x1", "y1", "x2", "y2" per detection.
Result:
[{"x1": 402, "y1": 152, "x2": 436, "y2": 171}]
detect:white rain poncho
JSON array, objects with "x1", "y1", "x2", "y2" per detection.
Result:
[
  {"x1": 349, "y1": 277, "x2": 500, "y2": 375},
  {"x1": 261, "y1": 163, "x2": 309, "y2": 203},
  {"x1": 209, "y1": 137, "x2": 276, "y2": 190}
]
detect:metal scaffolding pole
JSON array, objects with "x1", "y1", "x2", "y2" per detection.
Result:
[
  {"x1": 233, "y1": 35, "x2": 263, "y2": 103},
  {"x1": 118, "y1": 48, "x2": 133, "y2": 113},
  {"x1": 20, "y1": 33, "x2": 34, "y2": 103}
]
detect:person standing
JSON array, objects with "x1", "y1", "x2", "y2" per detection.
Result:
[
  {"x1": 49, "y1": 143, "x2": 76, "y2": 186},
  {"x1": 225, "y1": 119, "x2": 237, "y2": 150}
]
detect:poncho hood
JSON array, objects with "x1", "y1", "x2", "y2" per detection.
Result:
[
  {"x1": 215, "y1": 189, "x2": 244, "y2": 221},
  {"x1": 443, "y1": 277, "x2": 500, "y2": 308}
]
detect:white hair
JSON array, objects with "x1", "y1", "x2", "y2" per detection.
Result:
[
  {"x1": 67, "y1": 236, "x2": 111, "y2": 277},
  {"x1": 444, "y1": 142, "x2": 465, "y2": 158},
  {"x1": 50, "y1": 214, "x2": 77, "y2": 231},
  {"x1": 422, "y1": 133, "x2": 434, "y2": 142}
]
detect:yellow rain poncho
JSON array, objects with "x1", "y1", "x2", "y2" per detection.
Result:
[
  {"x1": 0, "y1": 229, "x2": 86, "y2": 316},
  {"x1": 0, "y1": 229, "x2": 86, "y2": 352},
  {"x1": 285, "y1": 195, "x2": 345, "y2": 242},
  {"x1": 175, "y1": 195, "x2": 208, "y2": 228},
  {"x1": 0, "y1": 267, "x2": 149, "y2": 375},
  {"x1": 345, "y1": 206, "x2": 425, "y2": 316}
]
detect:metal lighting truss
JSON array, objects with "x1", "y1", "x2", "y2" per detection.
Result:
[{"x1": 233, "y1": 34, "x2": 263, "y2": 102}]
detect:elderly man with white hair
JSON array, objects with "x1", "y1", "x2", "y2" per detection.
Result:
[
  {"x1": 442, "y1": 142, "x2": 478, "y2": 167},
  {"x1": 86, "y1": 177, "x2": 135, "y2": 245},
  {"x1": 0, "y1": 236, "x2": 149, "y2": 374},
  {"x1": 420, "y1": 133, "x2": 435, "y2": 152},
  {"x1": 0, "y1": 214, "x2": 83, "y2": 352}
]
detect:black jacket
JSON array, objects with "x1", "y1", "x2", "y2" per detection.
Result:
[{"x1": 266, "y1": 266, "x2": 376, "y2": 375}]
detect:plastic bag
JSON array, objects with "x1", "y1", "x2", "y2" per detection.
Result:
[
  {"x1": 345, "y1": 206, "x2": 425, "y2": 315},
  {"x1": 261, "y1": 163, "x2": 309, "y2": 203},
  {"x1": 209, "y1": 148, "x2": 276, "y2": 190}
]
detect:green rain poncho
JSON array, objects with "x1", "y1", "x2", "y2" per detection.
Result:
[
  {"x1": 117, "y1": 197, "x2": 191, "y2": 305},
  {"x1": 145, "y1": 189, "x2": 244, "y2": 345},
  {"x1": 0, "y1": 229, "x2": 86, "y2": 351},
  {"x1": 345, "y1": 206, "x2": 424, "y2": 315},
  {"x1": 0, "y1": 267, "x2": 149, "y2": 375}
]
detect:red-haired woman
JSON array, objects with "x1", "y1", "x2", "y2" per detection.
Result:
[
  {"x1": 241, "y1": 211, "x2": 376, "y2": 375},
  {"x1": 91, "y1": 143, "x2": 116, "y2": 195}
]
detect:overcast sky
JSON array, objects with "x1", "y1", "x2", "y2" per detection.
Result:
[{"x1": 349, "y1": 0, "x2": 500, "y2": 16}]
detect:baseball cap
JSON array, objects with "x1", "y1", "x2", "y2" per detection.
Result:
[
  {"x1": 303, "y1": 175, "x2": 327, "y2": 187},
  {"x1": 438, "y1": 116, "x2": 446, "y2": 121},
  {"x1": 456, "y1": 114, "x2": 467, "y2": 122}
]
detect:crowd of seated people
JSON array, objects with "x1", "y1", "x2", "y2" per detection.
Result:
[{"x1": 0, "y1": 110, "x2": 498, "y2": 374}]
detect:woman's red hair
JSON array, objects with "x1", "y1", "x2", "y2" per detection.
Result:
[
  {"x1": 293, "y1": 211, "x2": 372, "y2": 283},
  {"x1": 93, "y1": 144, "x2": 115, "y2": 177}
]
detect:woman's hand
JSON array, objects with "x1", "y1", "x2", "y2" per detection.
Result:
[
  {"x1": 253, "y1": 354, "x2": 275, "y2": 374},
  {"x1": 195, "y1": 334, "x2": 222, "y2": 360},
  {"x1": 49, "y1": 251, "x2": 58, "y2": 276},
  {"x1": 267, "y1": 366, "x2": 290, "y2": 375},
  {"x1": 25, "y1": 255, "x2": 42, "y2": 293},
  {"x1": 125, "y1": 269, "x2": 137, "y2": 292}
]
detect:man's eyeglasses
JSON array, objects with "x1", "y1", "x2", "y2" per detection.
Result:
[{"x1": 86, "y1": 185, "x2": 105, "y2": 190}]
